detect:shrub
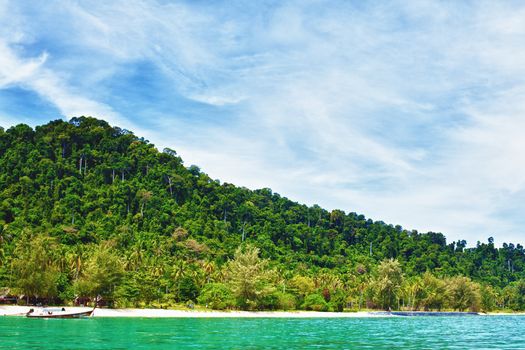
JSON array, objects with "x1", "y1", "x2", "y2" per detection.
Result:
[
  {"x1": 328, "y1": 290, "x2": 347, "y2": 312},
  {"x1": 302, "y1": 293, "x2": 328, "y2": 311},
  {"x1": 197, "y1": 283, "x2": 235, "y2": 310},
  {"x1": 176, "y1": 276, "x2": 200, "y2": 302},
  {"x1": 261, "y1": 291, "x2": 297, "y2": 310},
  {"x1": 275, "y1": 291, "x2": 297, "y2": 310}
]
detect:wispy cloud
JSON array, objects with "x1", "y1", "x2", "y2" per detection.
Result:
[{"x1": 1, "y1": 0, "x2": 525, "y2": 245}]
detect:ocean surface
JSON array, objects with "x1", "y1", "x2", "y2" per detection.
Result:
[{"x1": 1, "y1": 316, "x2": 524, "y2": 349}]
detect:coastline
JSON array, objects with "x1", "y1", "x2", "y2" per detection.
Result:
[
  {"x1": 3, "y1": 305, "x2": 525, "y2": 318},
  {"x1": 0, "y1": 305, "x2": 386, "y2": 318}
]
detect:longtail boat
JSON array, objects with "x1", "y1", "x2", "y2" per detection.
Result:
[{"x1": 26, "y1": 305, "x2": 96, "y2": 318}]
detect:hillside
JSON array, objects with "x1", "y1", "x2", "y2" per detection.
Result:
[{"x1": 0, "y1": 117, "x2": 524, "y2": 311}]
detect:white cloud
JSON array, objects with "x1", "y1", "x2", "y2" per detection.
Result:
[
  {"x1": 0, "y1": 41, "x2": 47, "y2": 88},
  {"x1": 2, "y1": 1, "x2": 525, "y2": 246},
  {"x1": 0, "y1": 36, "x2": 133, "y2": 130}
]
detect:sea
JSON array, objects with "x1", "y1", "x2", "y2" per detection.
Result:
[{"x1": 1, "y1": 316, "x2": 524, "y2": 349}]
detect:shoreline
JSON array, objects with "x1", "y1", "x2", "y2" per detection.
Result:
[
  {"x1": 2, "y1": 305, "x2": 525, "y2": 318},
  {"x1": 0, "y1": 306, "x2": 387, "y2": 318}
]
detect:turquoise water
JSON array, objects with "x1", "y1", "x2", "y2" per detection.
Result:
[{"x1": 1, "y1": 316, "x2": 524, "y2": 349}]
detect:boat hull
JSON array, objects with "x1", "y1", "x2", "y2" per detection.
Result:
[
  {"x1": 390, "y1": 311, "x2": 479, "y2": 317},
  {"x1": 26, "y1": 310, "x2": 94, "y2": 318}
]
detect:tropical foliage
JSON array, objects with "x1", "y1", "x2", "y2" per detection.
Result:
[{"x1": 0, "y1": 117, "x2": 524, "y2": 311}]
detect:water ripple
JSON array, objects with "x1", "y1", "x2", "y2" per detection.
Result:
[{"x1": 1, "y1": 316, "x2": 525, "y2": 349}]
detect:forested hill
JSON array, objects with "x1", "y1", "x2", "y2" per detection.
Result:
[{"x1": 1, "y1": 117, "x2": 524, "y2": 311}]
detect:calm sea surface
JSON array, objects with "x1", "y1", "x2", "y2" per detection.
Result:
[{"x1": 1, "y1": 316, "x2": 524, "y2": 349}]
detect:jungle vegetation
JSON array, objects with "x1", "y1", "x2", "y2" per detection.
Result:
[{"x1": 0, "y1": 117, "x2": 524, "y2": 312}]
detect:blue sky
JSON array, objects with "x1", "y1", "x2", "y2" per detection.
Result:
[{"x1": 1, "y1": 0, "x2": 525, "y2": 246}]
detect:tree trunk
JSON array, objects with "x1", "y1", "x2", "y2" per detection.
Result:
[{"x1": 167, "y1": 176, "x2": 173, "y2": 196}]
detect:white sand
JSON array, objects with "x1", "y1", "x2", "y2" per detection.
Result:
[
  {"x1": 0, "y1": 305, "x2": 383, "y2": 318},
  {"x1": 6, "y1": 306, "x2": 522, "y2": 317}
]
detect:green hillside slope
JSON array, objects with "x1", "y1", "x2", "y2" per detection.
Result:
[{"x1": 0, "y1": 117, "x2": 524, "y2": 311}]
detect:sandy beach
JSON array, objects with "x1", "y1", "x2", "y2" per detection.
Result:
[
  {"x1": 0, "y1": 305, "x2": 386, "y2": 318},
  {"x1": 4, "y1": 305, "x2": 523, "y2": 318}
]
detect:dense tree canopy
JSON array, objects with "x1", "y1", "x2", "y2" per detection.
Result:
[{"x1": 0, "y1": 117, "x2": 524, "y2": 311}]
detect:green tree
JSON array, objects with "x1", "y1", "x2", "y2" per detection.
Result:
[
  {"x1": 225, "y1": 244, "x2": 275, "y2": 310},
  {"x1": 289, "y1": 275, "x2": 316, "y2": 304},
  {"x1": 11, "y1": 234, "x2": 60, "y2": 303},
  {"x1": 504, "y1": 280, "x2": 525, "y2": 311},
  {"x1": 114, "y1": 275, "x2": 141, "y2": 307},
  {"x1": 372, "y1": 259, "x2": 403, "y2": 310},
  {"x1": 480, "y1": 284, "x2": 497, "y2": 312},
  {"x1": 176, "y1": 275, "x2": 200, "y2": 302},
  {"x1": 302, "y1": 293, "x2": 328, "y2": 311},
  {"x1": 446, "y1": 276, "x2": 480, "y2": 311},
  {"x1": 420, "y1": 272, "x2": 447, "y2": 311},
  {"x1": 197, "y1": 283, "x2": 235, "y2": 310},
  {"x1": 272, "y1": 291, "x2": 297, "y2": 310},
  {"x1": 74, "y1": 243, "x2": 124, "y2": 302}
]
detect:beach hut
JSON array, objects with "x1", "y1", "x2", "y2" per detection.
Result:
[{"x1": 0, "y1": 288, "x2": 17, "y2": 304}]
